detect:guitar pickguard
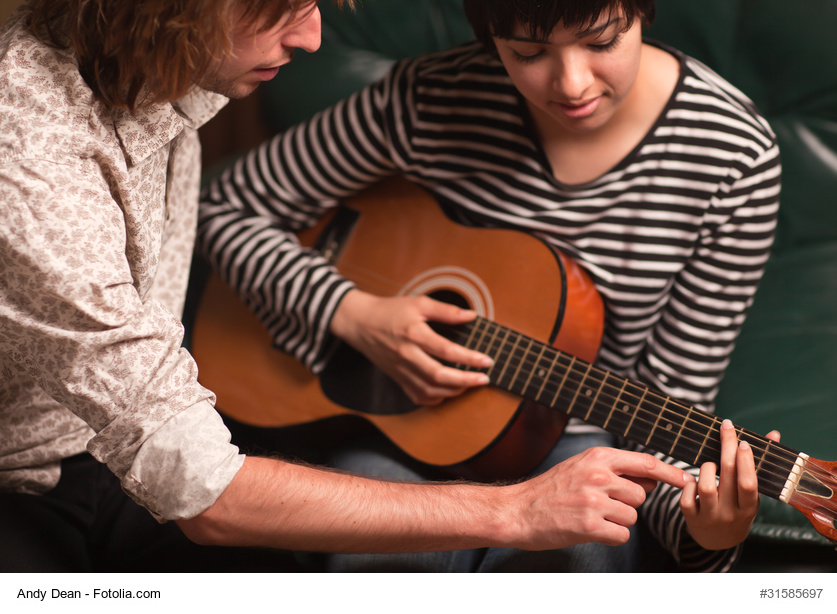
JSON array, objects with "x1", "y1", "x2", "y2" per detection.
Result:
[{"x1": 320, "y1": 342, "x2": 416, "y2": 416}]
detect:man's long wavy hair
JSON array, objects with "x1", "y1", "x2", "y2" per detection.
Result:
[{"x1": 26, "y1": 0, "x2": 345, "y2": 111}]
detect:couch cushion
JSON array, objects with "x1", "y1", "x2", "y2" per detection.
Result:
[{"x1": 712, "y1": 243, "x2": 837, "y2": 543}]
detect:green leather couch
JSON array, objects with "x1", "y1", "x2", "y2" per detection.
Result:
[{"x1": 218, "y1": 0, "x2": 837, "y2": 571}]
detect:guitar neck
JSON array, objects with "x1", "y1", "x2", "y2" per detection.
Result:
[{"x1": 446, "y1": 316, "x2": 802, "y2": 501}]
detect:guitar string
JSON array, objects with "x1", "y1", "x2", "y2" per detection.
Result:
[
  {"x1": 450, "y1": 318, "x2": 794, "y2": 465},
  {"x1": 498, "y1": 352, "x2": 837, "y2": 522},
  {"x1": 443, "y1": 319, "x2": 831, "y2": 495},
  {"x1": 351, "y1": 275, "x2": 826, "y2": 501},
  {"x1": 477, "y1": 322, "x2": 832, "y2": 493},
  {"x1": 476, "y1": 330, "x2": 837, "y2": 521},
  {"x1": 473, "y1": 321, "x2": 837, "y2": 520},
  {"x1": 427, "y1": 314, "x2": 837, "y2": 531},
  {"x1": 498, "y1": 352, "x2": 812, "y2": 491},
  {"x1": 323, "y1": 250, "x2": 837, "y2": 528}
]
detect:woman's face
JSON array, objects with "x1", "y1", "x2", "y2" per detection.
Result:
[{"x1": 493, "y1": 10, "x2": 644, "y2": 136}]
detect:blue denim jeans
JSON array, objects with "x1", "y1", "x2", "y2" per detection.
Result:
[{"x1": 323, "y1": 431, "x2": 642, "y2": 572}]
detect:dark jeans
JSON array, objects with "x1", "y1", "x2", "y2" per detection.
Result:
[{"x1": 0, "y1": 453, "x2": 300, "y2": 573}]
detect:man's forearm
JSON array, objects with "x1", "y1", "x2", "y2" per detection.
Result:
[
  {"x1": 176, "y1": 456, "x2": 518, "y2": 553},
  {"x1": 176, "y1": 447, "x2": 693, "y2": 553}
]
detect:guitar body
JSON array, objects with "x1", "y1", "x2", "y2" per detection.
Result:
[
  {"x1": 192, "y1": 178, "x2": 605, "y2": 480},
  {"x1": 193, "y1": 178, "x2": 837, "y2": 543}
]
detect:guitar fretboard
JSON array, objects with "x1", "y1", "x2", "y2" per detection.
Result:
[{"x1": 444, "y1": 316, "x2": 802, "y2": 501}]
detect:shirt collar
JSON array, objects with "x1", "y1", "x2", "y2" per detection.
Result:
[{"x1": 112, "y1": 88, "x2": 228, "y2": 166}]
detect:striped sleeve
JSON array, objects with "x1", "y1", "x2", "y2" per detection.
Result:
[{"x1": 198, "y1": 84, "x2": 401, "y2": 372}]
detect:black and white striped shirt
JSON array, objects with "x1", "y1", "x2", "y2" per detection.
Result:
[{"x1": 199, "y1": 41, "x2": 781, "y2": 571}]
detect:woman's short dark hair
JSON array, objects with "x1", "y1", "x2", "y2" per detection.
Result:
[
  {"x1": 26, "y1": 0, "x2": 352, "y2": 111},
  {"x1": 463, "y1": 0, "x2": 656, "y2": 56}
]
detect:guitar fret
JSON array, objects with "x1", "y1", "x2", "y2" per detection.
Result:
[
  {"x1": 647, "y1": 398, "x2": 691, "y2": 458},
  {"x1": 448, "y1": 318, "x2": 811, "y2": 491},
  {"x1": 756, "y1": 438, "x2": 773, "y2": 474},
  {"x1": 549, "y1": 356, "x2": 577, "y2": 408},
  {"x1": 669, "y1": 402, "x2": 687, "y2": 455},
  {"x1": 461, "y1": 321, "x2": 482, "y2": 368},
  {"x1": 536, "y1": 350, "x2": 560, "y2": 403},
  {"x1": 755, "y1": 444, "x2": 797, "y2": 500},
  {"x1": 695, "y1": 418, "x2": 715, "y2": 465},
  {"x1": 508, "y1": 337, "x2": 533, "y2": 394},
  {"x1": 521, "y1": 343, "x2": 547, "y2": 397},
  {"x1": 625, "y1": 388, "x2": 651, "y2": 446},
  {"x1": 440, "y1": 317, "x2": 825, "y2": 532},
  {"x1": 612, "y1": 380, "x2": 636, "y2": 437},
  {"x1": 564, "y1": 362, "x2": 593, "y2": 418},
  {"x1": 494, "y1": 329, "x2": 517, "y2": 387},
  {"x1": 467, "y1": 319, "x2": 491, "y2": 358},
  {"x1": 465, "y1": 319, "x2": 734, "y2": 472},
  {"x1": 431, "y1": 315, "x2": 824, "y2": 528},
  {"x1": 585, "y1": 376, "x2": 607, "y2": 425},
  {"x1": 598, "y1": 373, "x2": 622, "y2": 429},
  {"x1": 636, "y1": 390, "x2": 655, "y2": 446},
  {"x1": 482, "y1": 321, "x2": 504, "y2": 366}
]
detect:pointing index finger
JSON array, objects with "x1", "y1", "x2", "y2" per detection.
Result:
[{"x1": 613, "y1": 450, "x2": 694, "y2": 489}]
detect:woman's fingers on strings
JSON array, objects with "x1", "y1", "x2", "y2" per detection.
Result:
[
  {"x1": 735, "y1": 438, "x2": 760, "y2": 508},
  {"x1": 717, "y1": 419, "x2": 739, "y2": 501},
  {"x1": 697, "y1": 461, "x2": 719, "y2": 507}
]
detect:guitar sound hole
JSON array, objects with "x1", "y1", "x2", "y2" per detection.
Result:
[
  {"x1": 427, "y1": 289, "x2": 470, "y2": 310},
  {"x1": 318, "y1": 289, "x2": 470, "y2": 415},
  {"x1": 426, "y1": 290, "x2": 471, "y2": 346}
]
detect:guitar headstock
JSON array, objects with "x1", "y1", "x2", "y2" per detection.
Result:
[{"x1": 785, "y1": 456, "x2": 837, "y2": 545}]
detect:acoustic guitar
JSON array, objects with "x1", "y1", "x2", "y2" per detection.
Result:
[{"x1": 192, "y1": 177, "x2": 837, "y2": 544}]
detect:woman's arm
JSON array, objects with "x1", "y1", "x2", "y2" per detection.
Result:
[{"x1": 197, "y1": 85, "x2": 400, "y2": 373}]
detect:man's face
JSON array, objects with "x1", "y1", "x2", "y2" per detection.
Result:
[
  {"x1": 200, "y1": 4, "x2": 321, "y2": 99},
  {"x1": 492, "y1": 11, "x2": 643, "y2": 135}
]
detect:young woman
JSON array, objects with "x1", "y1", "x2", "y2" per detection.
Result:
[{"x1": 199, "y1": 0, "x2": 781, "y2": 571}]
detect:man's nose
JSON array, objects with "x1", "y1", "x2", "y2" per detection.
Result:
[{"x1": 283, "y1": 6, "x2": 322, "y2": 54}]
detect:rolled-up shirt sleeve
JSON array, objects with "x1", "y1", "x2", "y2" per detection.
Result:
[{"x1": 123, "y1": 400, "x2": 244, "y2": 521}]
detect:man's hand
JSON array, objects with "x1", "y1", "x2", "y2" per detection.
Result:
[
  {"x1": 330, "y1": 289, "x2": 493, "y2": 405},
  {"x1": 680, "y1": 419, "x2": 781, "y2": 550},
  {"x1": 503, "y1": 447, "x2": 695, "y2": 550}
]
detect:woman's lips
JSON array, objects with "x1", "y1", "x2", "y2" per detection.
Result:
[{"x1": 555, "y1": 97, "x2": 601, "y2": 119}]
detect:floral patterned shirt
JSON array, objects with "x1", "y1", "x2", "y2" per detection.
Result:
[{"x1": 0, "y1": 7, "x2": 244, "y2": 521}]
